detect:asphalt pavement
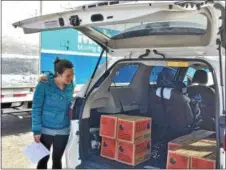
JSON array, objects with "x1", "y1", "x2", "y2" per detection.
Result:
[{"x1": 1, "y1": 112, "x2": 66, "y2": 168}]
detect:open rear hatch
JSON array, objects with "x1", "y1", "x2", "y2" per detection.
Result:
[{"x1": 13, "y1": 1, "x2": 225, "y2": 51}]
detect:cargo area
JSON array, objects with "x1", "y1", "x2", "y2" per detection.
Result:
[
  {"x1": 77, "y1": 110, "x2": 170, "y2": 169},
  {"x1": 76, "y1": 62, "x2": 218, "y2": 169},
  {"x1": 77, "y1": 110, "x2": 216, "y2": 169}
]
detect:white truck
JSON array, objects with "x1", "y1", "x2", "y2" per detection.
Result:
[{"x1": 1, "y1": 54, "x2": 39, "y2": 114}]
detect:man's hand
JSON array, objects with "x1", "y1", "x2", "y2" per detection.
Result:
[
  {"x1": 38, "y1": 74, "x2": 48, "y2": 82},
  {"x1": 34, "y1": 135, "x2": 41, "y2": 143}
]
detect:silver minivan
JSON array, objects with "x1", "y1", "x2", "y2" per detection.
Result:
[{"x1": 14, "y1": 1, "x2": 225, "y2": 169}]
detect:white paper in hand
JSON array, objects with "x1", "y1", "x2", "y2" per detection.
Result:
[{"x1": 23, "y1": 142, "x2": 50, "y2": 164}]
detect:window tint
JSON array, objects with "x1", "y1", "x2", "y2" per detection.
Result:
[
  {"x1": 183, "y1": 67, "x2": 196, "y2": 86},
  {"x1": 183, "y1": 67, "x2": 213, "y2": 86},
  {"x1": 112, "y1": 64, "x2": 139, "y2": 86},
  {"x1": 92, "y1": 14, "x2": 207, "y2": 39},
  {"x1": 149, "y1": 66, "x2": 178, "y2": 84}
]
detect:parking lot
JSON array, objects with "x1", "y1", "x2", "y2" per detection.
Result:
[
  {"x1": 2, "y1": 113, "x2": 35, "y2": 168},
  {"x1": 1, "y1": 112, "x2": 66, "y2": 169}
]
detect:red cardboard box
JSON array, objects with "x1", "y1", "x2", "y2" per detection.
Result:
[
  {"x1": 117, "y1": 115, "x2": 152, "y2": 143},
  {"x1": 190, "y1": 152, "x2": 216, "y2": 169},
  {"x1": 168, "y1": 130, "x2": 215, "y2": 151},
  {"x1": 167, "y1": 150, "x2": 190, "y2": 169},
  {"x1": 100, "y1": 114, "x2": 127, "y2": 139},
  {"x1": 100, "y1": 137, "x2": 117, "y2": 160},
  {"x1": 116, "y1": 139, "x2": 151, "y2": 166},
  {"x1": 190, "y1": 138, "x2": 216, "y2": 169},
  {"x1": 167, "y1": 138, "x2": 216, "y2": 169}
]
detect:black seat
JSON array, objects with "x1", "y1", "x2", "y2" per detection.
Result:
[
  {"x1": 148, "y1": 70, "x2": 193, "y2": 143},
  {"x1": 187, "y1": 70, "x2": 216, "y2": 131}
]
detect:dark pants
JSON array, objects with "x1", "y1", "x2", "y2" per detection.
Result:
[{"x1": 37, "y1": 134, "x2": 69, "y2": 169}]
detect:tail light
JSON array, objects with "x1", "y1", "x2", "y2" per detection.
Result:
[{"x1": 13, "y1": 93, "x2": 27, "y2": 97}]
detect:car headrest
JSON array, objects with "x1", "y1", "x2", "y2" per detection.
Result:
[
  {"x1": 156, "y1": 68, "x2": 174, "y2": 87},
  {"x1": 156, "y1": 82, "x2": 187, "y2": 100},
  {"x1": 192, "y1": 70, "x2": 208, "y2": 85},
  {"x1": 157, "y1": 78, "x2": 187, "y2": 93},
  {"x1": 156, "y1": 87, "x2": 172, "y2": 99}
]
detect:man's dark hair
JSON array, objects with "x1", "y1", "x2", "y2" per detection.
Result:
[{"x1": 54, "y1": 57, "x2": 74, "y2": 75}]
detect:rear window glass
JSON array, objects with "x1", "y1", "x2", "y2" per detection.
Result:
[
  {"x1": 183, "y1": 67, "x2": 196, "y2": 86},
  {"x1": 93, "y1": 13, "x2": 207, "y2": 39},
  {"x1": 150, "y1": 66, "x2": 178, "y2": 84},
  {"x1": 183, "y1": 67, "x2": 214, "y2": 86},
  {"x1": 112, "y1": 64, "x2": 139, "y2": 86}
]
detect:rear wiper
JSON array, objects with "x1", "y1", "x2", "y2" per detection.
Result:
[{"x1": 84, "y1": 48, "x2": 105, "y2": 97}]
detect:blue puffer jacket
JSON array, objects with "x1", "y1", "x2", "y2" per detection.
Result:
[{"x1": 32, "y1": 74, "x2": 74, "y2": 135}]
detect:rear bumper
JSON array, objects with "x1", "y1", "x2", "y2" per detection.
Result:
[{"x1": 1, "y1": 95, "x2": 33, "y2": 103}]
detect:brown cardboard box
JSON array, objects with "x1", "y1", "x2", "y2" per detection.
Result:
[
  {"x1": 166, "y1": 137, "x2": 216, "y2": 169},
  {"x1": 190, "y1": 151, "x2": 216, "y2": 169},
  {"x1": 100, "y1": 137, "x2": 117, "y2": 160},
  {"x1": 190, "y1": 138, "x2": 216, "y2": 169},
  {"x1": 100, "y1": 114, "x2": 127, "y2": 139},
  {"x1": 168, "y1": 130, "x2": 215, "y2": 150},
  {"x1": 116, "y1": 139, "x2": 151, "y2": 166},
  {"x1": 117, "y1": 115, "x2": 152, "y2": 143},
  {"x1": 167, "y1": 150, "x2": 190, "y2": 169}
]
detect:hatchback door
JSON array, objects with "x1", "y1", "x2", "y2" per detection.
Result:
[{"x1": 13, "y1": 1, "x2": 225, "y2": 51}]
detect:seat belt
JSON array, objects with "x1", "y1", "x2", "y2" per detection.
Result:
[
  {"x1": 160, "y1": 87, "x2": 167, "y2": 118},
  {"x1": 158, "y1": 87, "x2": 168, "y2": 141}
]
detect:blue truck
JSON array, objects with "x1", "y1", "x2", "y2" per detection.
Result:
[
  {"x1": 41, "y1": 29, "x2": 105, "y2": 85},
  {"x1": 40, "y1": 28, "x2": 184, "y2": 91}
]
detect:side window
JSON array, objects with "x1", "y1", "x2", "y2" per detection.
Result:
[
  {"x1": 111, "y1": 64, "x2": 139, "y2": 86},
  {"x1": 183, "y1": 67, "x2": 196, "y2": 86},
  {"x1": 183, "y1": 67, "x2": 214, "y2": 86},
  {"x1": 150, "y1": 66, "x2": 164, "y2": 84},
  {"x1": 149, "y1": 66, "x2": 178, "y2": 84}
]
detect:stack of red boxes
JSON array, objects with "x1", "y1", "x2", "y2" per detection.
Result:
[
  {"x1": 166, "y1": 130, "x2": 216, "y2": 169},
  {"x1": 99, "y1": 114, "x2": 125, "y2": 160},
  {"x1": 99, "y1": 114, "x2": 152, "y2": 166}
]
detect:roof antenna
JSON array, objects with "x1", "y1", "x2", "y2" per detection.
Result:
[
  {"x1": 139, "y1": 49, "x2": 151, "y2": 59},
  {"x1": 153, "y1": 49, "x2": 166, "y2": 59}
]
